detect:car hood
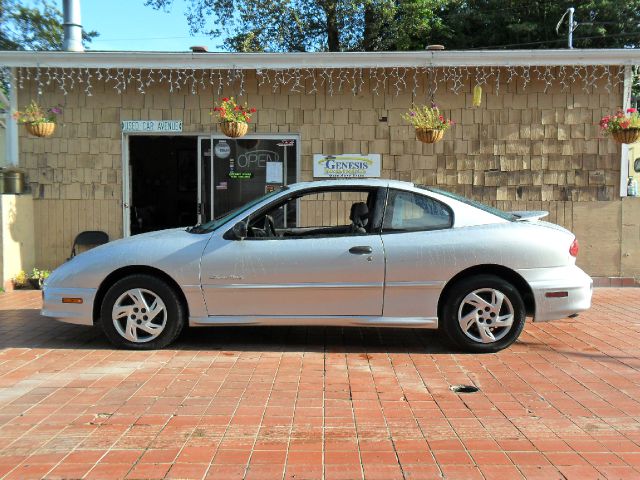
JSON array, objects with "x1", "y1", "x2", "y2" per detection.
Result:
[{"x1": 46, "y1": 227, "x2": 210, "y2": 289}]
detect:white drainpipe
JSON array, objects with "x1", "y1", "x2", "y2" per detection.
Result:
[
  {"x1": 3, "y1": 72, "x2": 18, "y2": 167},
  {"x1": 62, "y1": 0, "x2": 84, "y2": 52}
]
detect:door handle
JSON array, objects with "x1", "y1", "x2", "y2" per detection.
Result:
[{"x1": 349, "y1": 246, "x2": 373, "y2": 255}]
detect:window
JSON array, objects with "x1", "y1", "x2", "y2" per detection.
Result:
[
  {"x1": 242, "y1": 188, "x2": 383, "y2": 239},
  {"x1": 383, "y1": 190, "x2": 452, "y2": 232}
]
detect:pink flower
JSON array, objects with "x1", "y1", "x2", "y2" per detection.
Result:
[{"x1": 627, "y1": 108, "x2": 637, "y2": 113}]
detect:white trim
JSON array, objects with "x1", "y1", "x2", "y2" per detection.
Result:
[
  {"x1": 620, "y1": 66, "x2": 633, "y2": 197},
  {"x1": 1, "y1": 49, "x2": 640, "y2": 69}
]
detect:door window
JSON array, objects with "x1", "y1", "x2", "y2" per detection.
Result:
[
  {"x1": 383, "y1": 190, "x2": 452, "y2": 232},
  {"x1": 239, "y1": 188, "x2": 384, "y2": 239}
]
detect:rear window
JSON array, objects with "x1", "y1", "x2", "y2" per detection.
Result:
[{"x1": 417, "y1": 186, "x2": 517, "y2": 221}]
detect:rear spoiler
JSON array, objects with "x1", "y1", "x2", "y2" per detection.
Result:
[{"x1": 509, "y1": 210, "x2": 549, "y2": 221}]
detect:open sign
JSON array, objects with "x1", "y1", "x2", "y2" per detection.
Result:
[{"x1": 237, "y1": 150, "x2": 280, "y2": 169}]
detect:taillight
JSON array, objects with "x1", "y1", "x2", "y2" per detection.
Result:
[{"x1": 569, "y1": 238, "x2": 579, "y2": 257}]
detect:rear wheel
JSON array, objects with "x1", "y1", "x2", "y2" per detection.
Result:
[
  {"x1": 442, "y1": 275, "x2": 525, "y2": 353},
  {"x1": 100, "y1": 274, "x2": 185, "y2": 349}
]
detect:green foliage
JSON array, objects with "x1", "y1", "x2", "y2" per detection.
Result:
[
  {"x1": 0, "y1": 0, "x2": 98, "y2": 51},
  {"x1": 430, "y1": 0, "x2": 640, "y2": 49},
  {"x1": 146, "y1": 0, "x2": 640, "y2": 52},
  {"x1": 401, "y1": 105, "x2": 454, "y2": 130},
  {"x1": 13, "y1": 101, "x2": 62, "y2": 125}
]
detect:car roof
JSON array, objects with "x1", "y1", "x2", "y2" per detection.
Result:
[{"x1": 286, "y1": 178, "x2": 412, "y2": 191}]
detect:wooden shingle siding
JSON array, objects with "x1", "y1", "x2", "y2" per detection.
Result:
[{"x1": 17, "y1": 67, "x2": 633, "y2": 276}]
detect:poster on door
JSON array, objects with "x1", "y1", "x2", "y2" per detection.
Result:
[{"x1": 313, "y1": 154, "x2": 381, "y2": 178}]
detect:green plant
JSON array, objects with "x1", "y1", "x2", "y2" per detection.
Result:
[
  {"x1": 13, "y1": 100, "x2": 62, "y2": 125},
  {"x1": 211, "y1": 97, "x2": 256, "y2": 124},
  {"x1": 599, "y1": 108, "x2": 640, "y2": 134},
  {"x1": 402, "y1": 105, "x2": 454, "y2": 130},
  {"x1": 12, "y1": 270, "x2": 28, "y2": 288}
]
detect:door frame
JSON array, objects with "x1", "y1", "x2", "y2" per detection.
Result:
[
  {"x1": 122, "y1": 132, "x2": 301, "y2": 237},
  {"x1": 196, "y1": 133, "x2": 301, "y2": 225}
]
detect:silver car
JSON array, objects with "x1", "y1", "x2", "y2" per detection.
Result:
[{"x1": 42, "y1": 179, "x2": 592, "y2": 352}]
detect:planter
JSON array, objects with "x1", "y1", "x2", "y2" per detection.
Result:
[
  {"x1": 611, "y1": 128, "x2": 640, "y2": 145},
  {"x1": 25, "y1": 122, "x2": 56, "y2": 138},
  {"x1": 28, "y1": 278, "x2": 42, "y2": 290},
  {"x1": 220, "y1": 121, "x2": 248, "y2": 138},
  {"x1": 416, "y1": 128, "x2": 444, "y2": 144}
]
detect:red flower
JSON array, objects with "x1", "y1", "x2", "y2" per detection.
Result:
[
  {"x1": 234, "y1": 106, "x2": 240, "y2": 111},
  {"x1": 627, "y1": 108, "x2": 637, "y2": 113},
  {"x1": 222, "y1": 97, "x2": 229, "y2": 102},
  {"x1": 250, "y1": 108, "x2": 257, "y2": 113},
  {"x1": 621, "y1": 120, "x2": 631, "y2": 129}
]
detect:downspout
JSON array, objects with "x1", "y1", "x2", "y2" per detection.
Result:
[
  {"x1": 620, "y1": 65, "x2": 632, "y2": 197},
  {"x1": 4, "y1": 71, "x2": 18, "y2": 166},
  {"x1": 62, "y1": 0, "x2": 84, "y2": 52}
]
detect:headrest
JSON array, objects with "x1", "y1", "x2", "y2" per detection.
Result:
[{"x1": 350, "y1": 202, "x2": 369, "y2": 224}]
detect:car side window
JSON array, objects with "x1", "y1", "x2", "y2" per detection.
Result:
[
  {"x1": 382, "y1": 190, "x2": 452, "y2": 232},
  {"x1": 241, "y1": 188, "x2": 381, "y2": 240}
]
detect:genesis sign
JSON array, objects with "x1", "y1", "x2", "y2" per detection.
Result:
[{"x1": 313, "y1": 154, "x2": 381, "y2": 178}]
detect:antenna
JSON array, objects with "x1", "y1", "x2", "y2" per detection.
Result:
[{"x1": 556, "y1": 7, "x2": 578, "y2": 49}]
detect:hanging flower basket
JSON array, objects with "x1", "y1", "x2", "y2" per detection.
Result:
[
  {"x1": 211, "y1": 97, "x2": 256, "y2": 139},
  {"x1": 219, "y1": 121, "x2": 249, "y2": 138},
  {"x1": 416, "y1": 128, "x2": 444, "y2": 144},
  {"x1": 402, "y1": 105, "x2": 454, "y2": 144},
  {"x1": 25, "y1": 122, "x2": 56, "y2": 138},
  {"x1": 611, "y1": 128, "x2": 640, "y2": 145},
  {"x1": 599, "y1": 108, "x2": 640, "y2": 144}
]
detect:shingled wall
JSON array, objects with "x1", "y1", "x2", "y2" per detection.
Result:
[{"x1": 18, "y1": 67, "x2": 639, "y2": 277}]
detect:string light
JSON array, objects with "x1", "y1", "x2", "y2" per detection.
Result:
[{"x1": 9, "y1": 65, "x2": 631, "y2": 103}]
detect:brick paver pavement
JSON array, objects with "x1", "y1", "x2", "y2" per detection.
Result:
[{"x1": 0, "y1": 289, "x2": 638, "y2": 479}]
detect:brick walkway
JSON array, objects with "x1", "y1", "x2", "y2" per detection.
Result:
[{"x1": 0, "y1": 289, "x2": 638, "y2": 479}]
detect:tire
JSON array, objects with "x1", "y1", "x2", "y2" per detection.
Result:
[
  {"x1": 441, "y1": 274, "x2": 526, "y2": 353},
  {"x1": 100, "y1": 274, "x2": 185, "y2": 350}
]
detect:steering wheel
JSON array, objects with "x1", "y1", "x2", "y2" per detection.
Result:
[{"x1": 263, "y1": 215, "x2": 277, "y2": 237}]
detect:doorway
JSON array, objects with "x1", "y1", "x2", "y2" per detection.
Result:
[
  {"x1": 129, "y1": 136, "x2": 198, "y2": 234},
  {"x1": 125, "y1": 134, "x2": 300, "y2": 236}
]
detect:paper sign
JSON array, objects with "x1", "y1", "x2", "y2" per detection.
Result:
[{"x1": 266, "y1": 162, "x2": 284, "y2": 183}]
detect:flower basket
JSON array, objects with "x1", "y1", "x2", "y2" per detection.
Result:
[
  {"x1": 220, "y1": 121, "x2": 248, "y2": 138},
  {"x1": 611, "y1": 128, "x2": 640, "y2": 145},
  {"x1": 416, "y1": 128, "x2": 444, "y2": 144},
  {"x1": 25, "y1": 122, "x2": 56, "y2": 138}
]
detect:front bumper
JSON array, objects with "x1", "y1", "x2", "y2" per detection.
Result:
[
  {"x1": 41, "y1": 286, "x2": 97, "y2": 326},
  {"x1": 519, "y1": 265, "x2": 593, "y2": 322}
]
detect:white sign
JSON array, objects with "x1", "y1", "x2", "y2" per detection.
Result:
[
  {"x1": 214, "y1": 141, "x2": 231, "y2": 159},
  {"x1": 121, "y1": 120, "x2": 183, "y2": 133},
  {"x1": 266, "y1": 162, "x2": 283, "y2": 183},
  {"x1": 313, "y1": 154, "x2": 381, "y2": 178}
]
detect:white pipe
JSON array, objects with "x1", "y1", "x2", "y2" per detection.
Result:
[
  {"x1": 568, "y1": 8, "x2": 575, "y2": 49},
  {"x1": 6, "y1": 69, "x2": 18, "y2": 167},
  {"x1": 620, "y1": 65, "x2": 632, "y2": 197},
  {"x1": 62, "y1": 0, "x2": 84, "y2": 52}
]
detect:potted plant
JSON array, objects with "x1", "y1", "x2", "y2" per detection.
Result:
[
  {"x1": 599, "y1": 108, "x2": 640, "y2": 144},
  {"x1": 212, "y1": 97, "x2": 256, "y2": 138},
  {"x1": 402, "y1": 105, "x2": 454, "y2": 144},
  {"x1": 28, "y1": 268, "x2": 50, "y2": 290},
  {"x1": 13, "y1": 100, "x2": 62, "y2": 138},
  {"x1": 12, "y1": 270, "x2": 29, "y2": 290}
]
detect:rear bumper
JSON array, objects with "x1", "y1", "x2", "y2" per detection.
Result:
[
  {"x1": 518, "y1": 265, "x2": 593, "y2": 322},
  {"x1": 41, "y1": 286, "x2": 96, "y2": 326}
]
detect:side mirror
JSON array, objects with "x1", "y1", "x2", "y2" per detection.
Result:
[{"x1": 231, "y1": 221, "x2": 248, "y2": 240}]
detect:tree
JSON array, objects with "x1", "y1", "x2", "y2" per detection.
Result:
[
  {"x1": 0, "y1": 0, "x2": 98, "y2": 51},
  {"x1": 429, "y1": 1, "x2": 640, "y2": 49},
  {"x1": 145, "y1": 0, "x2": 449, "y2": 51}
]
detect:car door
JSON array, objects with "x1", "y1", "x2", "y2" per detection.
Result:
[
  {"x1": 380, "y1": 188, "x2": 456, "y2": 319},
  {"x1": 200, "y1": 188, "x2": 386, "y2": 317}
]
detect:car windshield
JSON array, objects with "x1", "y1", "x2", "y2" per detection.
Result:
[
  {"x1": 418, "y1": 185, "x2": 517, "y2": 221},
  {"x1": 187, "y1": 187, "x2": 288, "y2": 234}
]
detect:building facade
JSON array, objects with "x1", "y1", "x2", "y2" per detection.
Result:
[{"x1": 1, "y1": 50, "x2": 639, "y2": 283}]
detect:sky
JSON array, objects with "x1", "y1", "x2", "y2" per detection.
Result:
[{"x1": 79, "y1": 1, "x2": 221, "y2": 52}]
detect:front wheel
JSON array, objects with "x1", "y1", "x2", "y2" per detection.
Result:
[
  {"x1": 100, "y1": 274, "x2": 185, "y2": 350},
  {"x1": 441, "y1": 275, "x2": 526, "y2": 353}
]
